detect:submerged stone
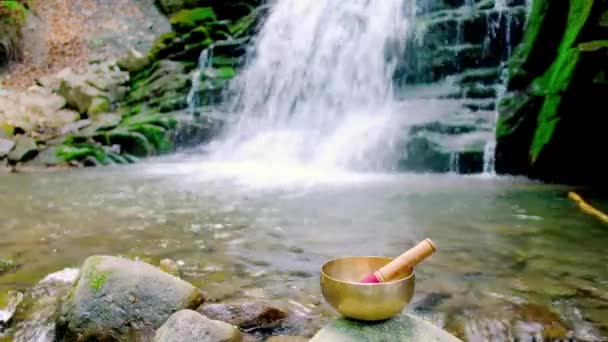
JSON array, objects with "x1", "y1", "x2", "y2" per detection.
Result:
[
  {"x1": 154, "y1": 309, "x2": 241, "y2": 342},
  {"x1": 55, "y1": 256, "x2": 205, "y2": 341},
  {"x1": 310, "y1": 314, "x2": 461, "y2": 342}
]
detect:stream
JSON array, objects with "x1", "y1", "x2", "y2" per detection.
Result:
[{"x1": 1, "y1": 156, "x2": 607, "y2": 340}]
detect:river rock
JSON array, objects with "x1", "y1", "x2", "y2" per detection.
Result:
[
  {"x1": 198, "y1": 302, "x2": 288, "y2": 330},
  {"x1": 55, "y1": 255, "x2": 205, "y2": 341},
  {"x1": 153, "y1": 309, "x2": 241, "y2": 342},
  {"x1": 7, "y1": 135, "x2": 37, "y2": 162},
  {"x1": 309, "y1": 314, "x2": 461, "y2": 342}
]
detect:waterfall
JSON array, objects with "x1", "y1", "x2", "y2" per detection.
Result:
[
  {"x1": 187, "y1": 48, "x2": 213, "y2": 115},
  {"x1": 482, "y1": 0, "x2": 517, "y2": 175},
  {"x1": 209, "y1": 0, "x2": 412, "y2": 171}
]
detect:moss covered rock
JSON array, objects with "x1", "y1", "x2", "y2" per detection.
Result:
[
  {"x1": 56, "y1": 256, "x2": 205, "y2": 341},
  {"x1": 496, "y1": 0, "x2": 608, "y2": 184},
  {"x1": 170, "y1": 7, "x2": 217, "y2": 33}
]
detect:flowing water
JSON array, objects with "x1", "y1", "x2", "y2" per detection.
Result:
[
  {"x1": 209, "y1": 0, "x2": 411, "y2": 170},
  {"x1": 1, "y1": 161, "x2": 607, "y2": 340}
]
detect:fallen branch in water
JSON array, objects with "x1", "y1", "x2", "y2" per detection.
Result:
[{"x1": 568, "y1": 192, "x2": 608, "y2": 224}]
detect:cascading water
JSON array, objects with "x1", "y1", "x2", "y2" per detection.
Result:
[
  {"x1": 209, "y1": 0, "x2": 413, "y2": 171},
  {"x1": 482, "y1": 0, "x2": 514, "y2": 175}
]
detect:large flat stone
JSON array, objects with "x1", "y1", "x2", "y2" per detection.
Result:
[{"x1": 310, "y1": 314, "x2": 461, "y2": 342}]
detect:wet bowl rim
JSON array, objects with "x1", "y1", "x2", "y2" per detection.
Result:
[{"x1": 321, "y1": 256, "x2": 415, "y2": 286}]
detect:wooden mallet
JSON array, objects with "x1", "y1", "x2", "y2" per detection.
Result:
[{"x1": 360, "y1": 238, "x2": 437, "y2": 283}]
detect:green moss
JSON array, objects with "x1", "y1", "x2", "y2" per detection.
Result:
[
  {"x1": 184, "y1": 26, "x2": 210, "y2": 44},
  {"x1": 170, "y1": 7, "x2": 217, "y2": 33},
  {"x1": 126, "y1": 124, "x2": 173, "y2": 154},
  {"x1": 56, "y1": 144, "x2": 110, "y2": 165},
  {"x1": 121, "y1": 113, "x2": 177, "y2": 130},
  {"x1": 208, "y1": 66, "x2": 235, "y2": 80},
  {"x1": 147, "y1": 31, "x2": 180, "y2": 61},
  {"x1": 89, "y1": 270, "x2": 109, "y2": 291},
  {"x1": 529, "y1": 95, "x2": 562, "y2": 162}
]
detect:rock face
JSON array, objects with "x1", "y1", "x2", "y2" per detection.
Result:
[
  {"x1": 0, "y1": 0, "x2": 263, "y2": 169},
  {"x1": 495, "y1": 0, "x2": 608, "y2": 184},
  {"x1": 153, "y1": 309, "x2": 242, "y2": 342},
  {"x1": 393, "y1": 0, "x2": 528, "y2": 173},
  {"x1": 198, "y1": 302, "x2": 288, "y2": 330},
  {"x1": 309, "y1": 314, "x2": 461, "y2": 342},
  {"x1": 55, "y1": 256, "x2": 205, "y2": 341}
]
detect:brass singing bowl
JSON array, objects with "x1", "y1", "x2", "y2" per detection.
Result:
[{"x1": 321, "y1": 256, "x2": 415, "y2": 321}]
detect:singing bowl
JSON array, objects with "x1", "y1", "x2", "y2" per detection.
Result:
[{"x1": 320, "y1": 256, "x2": 415, "y2": 321}]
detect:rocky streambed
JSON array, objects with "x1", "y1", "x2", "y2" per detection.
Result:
[{"x1": 1, "y1": 255, "x2": 459, "y2": 342}]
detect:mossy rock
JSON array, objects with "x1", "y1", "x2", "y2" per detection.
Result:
[
  {"x1": 183, "y1": 26, "x2": 210, "y2": 45},
  {"x1": 87, "y1": 96, "x2": 112, "y2": 115},
  {"x1": 55, "y1": 256, "x2": 205, "y2": 341},
  {"x1": 126, "y1": 123, "x2": 173, "y2": 154},
  {"x1": 147, "y1": 31, "x2": 182, "y2": 61},
  {"x1": 121, "y1": 112, "x2": 177, "y2": 130},
  {"x1": 496, "y1": 0, "x2": 608, "y2": 184},
  {"x1": 95, "y1": 130, "x2": 152, "y2": 157},
  {"x1": 170, "y1": 7, "x2": 217, "y2": 33},
  {"x1": 56, "y1": 143, "x2": 110, "y2": 165}
]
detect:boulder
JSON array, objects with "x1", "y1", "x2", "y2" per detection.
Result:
[
  {"x1": 7, "y1": 135, "x2": 37, "y2": 162},
  {"x1": 58, "y1": 73, "x2": 105, "y2": 114},
  {"x1": 198, "y1": 302, "x2": 288, "y2": 330},
  {"x1": 309, "y1": 314, "x2": 461, "y2": 342},
  {"x1": 55, "y1": 256, "x2": 205, "y2": 341},
  {"x1": 57, "y1": 64, "x2": 128, "y2": 115},
  {"x1": 153, "y1": 309, "x2": 241, "y2": 342}
]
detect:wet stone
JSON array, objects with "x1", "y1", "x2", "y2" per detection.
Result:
[{"x1": 198, "y1": 302, "x2": 288, "y2": 331}]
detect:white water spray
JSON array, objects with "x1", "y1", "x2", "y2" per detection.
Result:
[{"x1": 209, "y1": 0, "x2": 412, "y2": 171}]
